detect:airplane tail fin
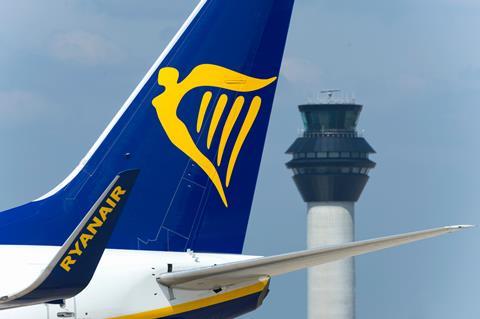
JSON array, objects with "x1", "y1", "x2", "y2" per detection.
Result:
[{"x1": 0, "y1": 0, "x2": 295, "y2": 253}]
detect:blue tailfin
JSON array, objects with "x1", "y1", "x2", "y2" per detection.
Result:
[{"x1": 0, "y1": 0, "x2": 295, "y2": 254}]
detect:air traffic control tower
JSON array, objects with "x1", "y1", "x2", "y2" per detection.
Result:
[{"x1": 286, "y1": 95, "x2": 376, "y2": 319}]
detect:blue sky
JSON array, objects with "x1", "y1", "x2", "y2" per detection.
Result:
[{"x1": 0, "y1": 1, "x2": 479, "y2": 318}]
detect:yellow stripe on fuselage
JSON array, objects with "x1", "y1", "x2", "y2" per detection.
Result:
[{"x1": 109, "y1": 280, "x2": 268, "y2": 319}]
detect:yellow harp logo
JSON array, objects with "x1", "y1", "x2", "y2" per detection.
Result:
[{"x1": 152, "y1": 64, "x2": 277, "y2": 207}]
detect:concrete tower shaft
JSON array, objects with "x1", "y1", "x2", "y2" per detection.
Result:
[{"x1": 286, "y1": 103, "x2": 375, "y2": 319}]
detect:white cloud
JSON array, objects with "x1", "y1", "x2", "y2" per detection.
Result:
[
  {"x1": 281, "y1": 57, "x2": 323, "y2": 89},
  {"x1": 443, "y1": 0, "x2": 480, "y2": 7},
  {"x1": 0, "y1": 90, "x2": 59, "y2": 127},
  {"x1": 396, "y1": 74, "x2": 429, "y2": 92},
  {"x1": 0, "y1": 91, "x2": 43, "y2": 116},
  {"x1": 50, "y1": 31, "x2": 120, "y2": 65}
]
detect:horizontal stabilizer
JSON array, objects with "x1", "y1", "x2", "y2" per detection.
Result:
[
  {"x1": 157, "y1": 225, "x2": 472, "y2": 290},
  {"x1": 0, "y1": 170, "x2": 139, "y2": 309}
]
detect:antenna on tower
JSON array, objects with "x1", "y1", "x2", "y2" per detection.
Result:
[
  {"x1": 315, "y1": 89, "x2": 356, "y2": 104},
  {"x1": 320, "y1": 89, "x2": 341, "y2": 101}
]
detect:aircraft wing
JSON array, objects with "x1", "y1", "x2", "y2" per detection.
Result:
[
  {"x1": 157, "y1": 225, "x2": 472, "y2": 290},
  {"x1": 0, "y1": 170, "x2": 139, "y2": 309}
]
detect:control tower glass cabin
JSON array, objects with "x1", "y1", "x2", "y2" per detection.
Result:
[{"x1": 286, "y1": 103, "x2": 376, "y2": 203}]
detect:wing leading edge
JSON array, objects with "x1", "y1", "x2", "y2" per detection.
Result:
[{"x1": 157, "y1": 225, "x2": 472, "y2": 290}]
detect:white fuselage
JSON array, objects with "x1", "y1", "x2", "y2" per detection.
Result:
[{"x1": 0, "y1": 246, "x2": 264, "y2": 319}]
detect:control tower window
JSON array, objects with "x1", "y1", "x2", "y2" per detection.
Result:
[
  {"x1": 351, "y1": 152, "x2": 359, "y2": 158},
  {"x1": 307, "y1": 152, "x2": 316, "y2": 158},
  {"x1": 292, "y1": 166, "x2": 374, "y2": 176},
  {"x1": 341, "y1": 152, "x2": 350, "y2": 158},
  {"x1": 301, "y1": 107, "x2": 361, "y2": 131},
  {"x1": 329, "y1": 152, "x2": 340, "y2": 158},
  {"x1": 317, "y1": 152, "x2": 327, "y2": 158},
  {"x1": 344, "y1": 110, "x2": 360, "y2": 130}
]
